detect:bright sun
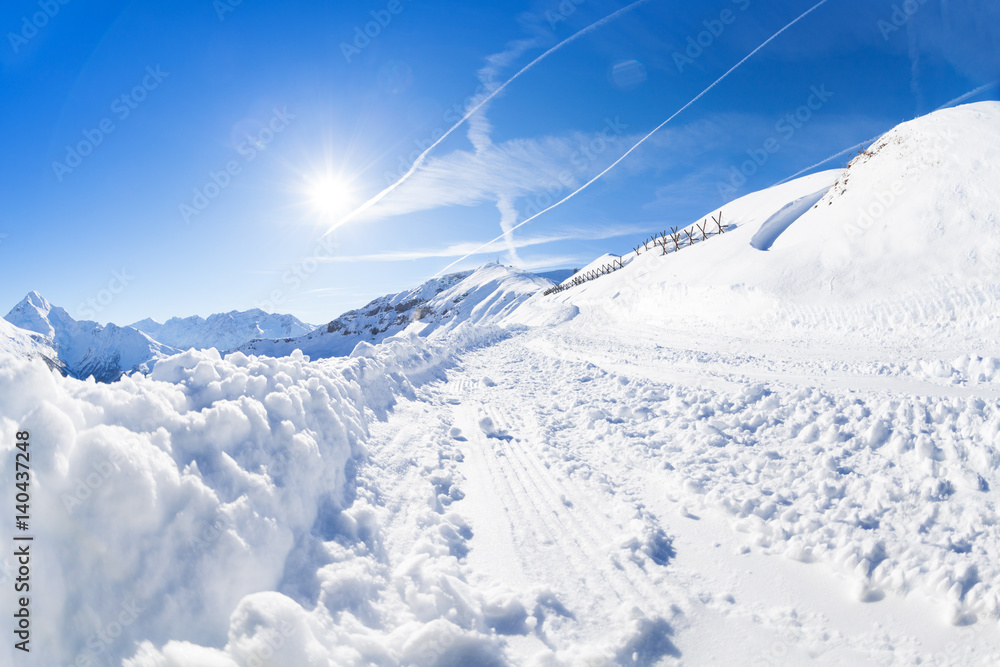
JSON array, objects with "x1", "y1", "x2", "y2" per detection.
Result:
[{"x1": 307, "y1": 175, "x2": 354, "y2": 217}]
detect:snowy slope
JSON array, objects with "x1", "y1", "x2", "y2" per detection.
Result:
[
  {"x1": 4, "y1": 291, "x2": 178, "y2": 382},
  {"x1": 238, "y1": 262, "x2": 553, "y2": 359},
  {"x1": 131, "y1": 309, "x2": 314, "y2": 351},
  {"x1": 513, "y1": 101, "x2": 1000, "y2": 358},
  {"x1": 0, "y1": 317, "x2": 63, "y2": 372}
]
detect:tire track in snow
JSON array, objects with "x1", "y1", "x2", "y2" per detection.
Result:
[
  {"x1": 451, "y1": 379, "x2": 645, "y2": 612},
  {"x1": 471, "y1": 368, "x2": 677, "y2": 619},
  {"x1": 456, "y1": 402, "x2": 555, "y2": 580},
  {"x1": 484, "y1": 401, "x2": 687, "y2": 619},
  {"x1": 453, "y1": 399, "x2": 624, "y2": 608}
]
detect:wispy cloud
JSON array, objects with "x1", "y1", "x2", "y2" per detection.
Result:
[
  {"x1": 356, "y1": 130, "x2": 633, "y2": 220},
  {"x1": 324, "y1": 223, "x2": 651, "y2": 263}
]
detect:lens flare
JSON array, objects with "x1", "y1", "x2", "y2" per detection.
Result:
[{"x1": 307, "y1": 175, "x2": 354, "y2": 218}]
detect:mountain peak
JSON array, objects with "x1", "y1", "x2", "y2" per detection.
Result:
[
  {"x1": 6, "y1": 291, "x2": 59, "y2": 337},
  {"x1": 19, "y1": 290, "x2": 51, "y2": 312}
]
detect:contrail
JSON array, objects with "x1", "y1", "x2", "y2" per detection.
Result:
[
  {"x1": 934, "y1": 80, "x2": 999, "y2": 111},
  {"x1": 434, "y1": 0, "x2": 833, "y2": 277},
  {"x1": 774, "y1": 81, "x2": 999, "y2": 187},
  {"x1": 771, "y1": 136, "x2": 877, "y2": 187},
  {"x1": 322, "y1": 0, "x2": 654, "y2": 237}
]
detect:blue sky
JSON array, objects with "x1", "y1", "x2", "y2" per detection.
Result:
[{"x1": 1, "y1": 0, "x2": 997, "y2": 325}]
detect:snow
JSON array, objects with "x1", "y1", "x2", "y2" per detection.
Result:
[
  {"x1": 749, "y1": 186, "x2": 829, "y2": 251},
  {"x1": 2, "y1": 102, "x2": 1000, "y2": 666},
  {"x1": 0, "y1": 334, "x2": 460, "y2": 667},
  {"x1": 0, "y1": 317, "x2": 60, "y2": 370},
  {"x1": 131, "y1": 310, "x2": 315, "y2": 352}
]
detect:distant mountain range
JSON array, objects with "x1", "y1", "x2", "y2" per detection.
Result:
[
  {"x1": 4, "y1": 292, "x2": 177, "y2": 382},
  {"x1": 130, "y1": 310, "x2": 314, "y2": 351},
  {"x1": 2, "y1": 293, "x2": 315, "y2": 382},
  {"x1": 0, "y1": 265, "x2": 565, "y2": 380}
]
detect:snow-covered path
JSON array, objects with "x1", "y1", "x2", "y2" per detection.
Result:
[{"x1": 364, "y1": 325, "x2": 1000, "y2": 665}]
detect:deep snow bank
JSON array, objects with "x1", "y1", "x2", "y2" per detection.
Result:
[{"x1": 0, "y1": 332, "x2": 453, "y2": 666}]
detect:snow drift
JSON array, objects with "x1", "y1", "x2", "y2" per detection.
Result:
[{"x1": 0, "y1": 332, "x2": 490, "y2": 667}]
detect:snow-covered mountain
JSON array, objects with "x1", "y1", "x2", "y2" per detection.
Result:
[
  {"x1": 237, "y1": 263, "x2": 554, "y2": 359},
  {"x1": 131, "y1": 309, "x2": 314, "y2": 351},
  {"x1": 4, "y1": 292, "x2": 178, "y2": 382},
  {"x1": 0, "y1": 316, "x2": 64, "y2": 372}
]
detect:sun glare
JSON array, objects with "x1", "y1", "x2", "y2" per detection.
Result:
[{"x1": 307, "y1": 175, "x2": 354, "y2": 218}]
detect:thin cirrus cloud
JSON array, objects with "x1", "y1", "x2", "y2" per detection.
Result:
[
  {"x1": 323, "y1": 223, "x2": 653, "y2": 263},
  {"x1": 354, "y1": 129, "x2": 635, "y2": 221}
]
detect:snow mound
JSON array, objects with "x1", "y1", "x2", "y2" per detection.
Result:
[
  {"x1": 132, "y1": 310, "x2": 314, "y2": 351},
  {"x1": 0, "y1": 333, "x2": 475, "y2": 666},
  {"x1": 5, "y1": 291, "x2": 178, "y2": 382},
  {"x1": 238, "y1": 263, "x2": 552, "y2": 360}
]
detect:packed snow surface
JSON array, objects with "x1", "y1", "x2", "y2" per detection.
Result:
[{"x1": 2, "y1": 102, "x2": 1000, "y2": 666}]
